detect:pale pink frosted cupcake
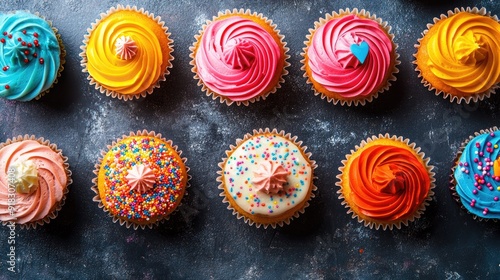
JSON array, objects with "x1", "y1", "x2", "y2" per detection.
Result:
[
  {"x1": 190, "y1": 9, "x2": 290, "y2": 106},
  {"x1": 0, "y1": 135, "x2": 72, "y2": 229}
]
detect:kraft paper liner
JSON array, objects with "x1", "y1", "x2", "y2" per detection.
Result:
[
  {"x1": 217, "y1": 128, "x2": 317, "y2": 229},
  {"x1": 80, "y1": 5, "x2": 174, "y2": 101},
  {"x1": 413, "y1": 7, "x2": 499, "y2": 104},
  {"x1": 2, "y1": 11, "x2": 66, "y2": 101},
  {"x1": 449, "y1": 126, "x2": 499, "y2": 222},
  {"x1": 0, "y1": 135, "x2": 73, "y2": 229},
  {"x1": 336, "y1": 134, "x2": 435, "y2": 230},
  {"x1": 91, "y1": 130, "x2": 190, "y2": 230},
  {"x1": 301, "y1": 8, "x2": 400, "y2": 107},
  {"x1": 190, "y1": 8, "x2": 290, "y2": 106}
]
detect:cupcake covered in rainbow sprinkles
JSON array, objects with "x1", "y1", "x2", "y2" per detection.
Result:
[{"x1": 92, "y1": 130, "x2": 189, "y2": 229}]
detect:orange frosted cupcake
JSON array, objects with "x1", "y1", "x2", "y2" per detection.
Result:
[
  {"x1": 190, "y1": 9, "x2": 289, "y2": 106},
  {"x1": 337, "y1": 134, "x2": 435, "y2": 230},
  {"x1": 0, "y1": 135, "x2": 72, "y2": 229},
  {"x1": 92, "y1": 130, "x2": 189, "y2": 229},
  {"x1": 414, "y1": 7, "x2": 500, "y2": 103},
  {"x1": 302, "y1": 8, "x2": 399, "y2": 106},
  {"x1": 217, "y1": 128, "x2": 316, "y2": 228},
  {"x1": 80, "y1": 5, "x2": 174, "y2": 100}
]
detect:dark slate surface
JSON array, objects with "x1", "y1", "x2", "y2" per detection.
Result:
[{"x1": 1, "y1": 0, "x2": 500, "y2": 279}]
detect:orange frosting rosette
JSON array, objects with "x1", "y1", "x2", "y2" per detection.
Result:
[
  {"x1": 80, "y1": 5, "x2": 174, "y2": 100},
  {"x1": 337, "y1": 134, "x2": 435, "y2": 230}
]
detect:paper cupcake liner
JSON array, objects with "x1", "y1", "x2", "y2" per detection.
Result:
[
  {"x1": 336, "y1": 134, "x2": 435, "y2": 230},
  {"x1": 0, "y1": 135, "x2": 72, "y2": 229},
  {"x1": 216, "y1": 128, "x2": 317, "y2": 229},
  {"x1": 301, "y1": 8, "x2": 400, "y2": 106},
  {"x1": 449, "y1": 126, "x2": 499, "y2": 222},
  {"x1": 190, "y1": 8, "x2": 290, "y2": 106},
  {"x1": 80, "y1": 5, "x2": 174, "y2": 101},
  {"x1": 413, "y1": 7, "x2": 499, "y2": 104},
  {"x1": 91, "y1": 130, "x2": 190, "y2": 230}
]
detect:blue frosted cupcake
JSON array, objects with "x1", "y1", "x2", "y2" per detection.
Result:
[
  {"x1": 452, "y1": 127, "x2": 500, "y2": 220},
  {"x1": 0, "y1": 11, "x2": 65, "y2": 101}
]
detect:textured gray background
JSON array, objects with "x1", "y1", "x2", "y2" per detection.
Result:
[{"x1": 1, "y1": 0, "x2": 500, "y2": 279}]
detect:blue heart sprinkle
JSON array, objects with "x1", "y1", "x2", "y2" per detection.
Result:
[{"x1": 350, "y1": 41, "x2": 369, "y2": 64}]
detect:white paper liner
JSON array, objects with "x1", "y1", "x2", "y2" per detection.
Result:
[
  {"x1": 301, "y1": 8, "x2": 400, "y2": 106},
  {"x1": 0, "y1": 135, "x2": 72, "y2": 229},
  {"x1": 336, "y1": 134, "x2": 435, "y2": 230},
  {"x1": 449, "y1": 126, "x2": 499, "y2": 222},
  {"x1": 413, "y1": 7, "x2": 499, "y2": 104},
  {"x1": 217, "y1": 128, "x2": 317, "y2": 229},
  {"x1": 80, "y1": 5, "x2": 174, "y2": 101},
  {"x1": 91, "y1": 130, "x2": 190, "y2": 230},
  {"x1": 190, "y1": 8, "x2": 290, "y2": 106}
]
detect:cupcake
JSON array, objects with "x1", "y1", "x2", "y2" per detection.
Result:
[
  {"x1": 190, "y1": 9, "x2": 290, "y2": 106},
  {"x1": 0, "y1": 135, "x2": 72, "y2": 228},
  {"x1": 92, "y1": 130, "x2": 189, "y2": 229},
  {"x1": 451, "y1": 127, "x2": 500, "y2": 220},
  {"x1": 0, "y1": 11, "x2": 65, "y2": 101},
  {"x1": 80, "y1": 5, "x2": 174, "y2": 100},
  {"x1": 337, "y1": 134, "x2": 435, "y2": 230},
  {"x1": 302, "y1": 8, "x2": 399, "y2": 106},
  {"x1": 217, "y1": 128, "x2": 316, "y2": 228},
  {"x1": 414, "y1": 7, "x2": 500, "y2": 104}
]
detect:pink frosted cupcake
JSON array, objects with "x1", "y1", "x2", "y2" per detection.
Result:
[
  {"x1": 0, "y1": 135, "x2": 72, "y2": 229},
  {"x1": 190, "y1": 9, "x2": 290, "y2": 106},
  {"x1": 302, "y1": 8, "x2": 399, "y2": 106}
]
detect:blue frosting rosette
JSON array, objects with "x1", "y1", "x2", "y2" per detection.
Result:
[
  {"x1": 453, "y1": 127, "x2": 500, "y2": 220},
  {"x1": 0, "y1": 11, "x2": 64, "y2": 101}
]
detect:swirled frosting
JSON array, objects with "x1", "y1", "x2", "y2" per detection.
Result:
[
  {"x1": 98, "y1": 136, "x2": 187, "y2": 224},
  {"x1": 0, "y1": 11, "x2": 61, "y2": 101},
  {"x1": 454, "y1": 130, "x2": 500, "y2": 219},
  {"x1": 223, "y1": 134, "x2": 312, "y2": 217},
  {"x1": 195, "y1": 16, "x2": 283, "y2": 102},
  {"x1": 344, "y1": 141, "x2": 431, "y2": 221},
  {"x1": 115, "y1": 36, "x2": 137, "y2": 60},
  {"x1": 306, "y1": 14, "x2": 393, "y2": 99},
  {"x1": 85, "y1": 9, "x2": 171, "y2": 95},
  {"x1": 0, "y1": 140, "x2": 68, "y2": 224},
  {"x1": 125, "y1": 164, "x2": 155, "y2": 194},
  {"x1": 252, "y1": 160, "x2": 287, "y2": 194},
  {"x1": 425, "y1": 12, "x2": 500, "y2": 94},
  {"x1": 8, "y1": 159, "x2": 39, "y2": 194}
]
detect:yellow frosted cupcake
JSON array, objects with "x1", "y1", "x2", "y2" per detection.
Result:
[
  {"x1": 80, "y1": 5, "x2": 174, "y2": 100},
  {"x1": 414, "y1": 7, "x2": 500, "y2": 103}
]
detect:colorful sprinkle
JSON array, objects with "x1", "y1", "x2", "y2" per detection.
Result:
[{"x1": 100, "y1": 136, "x2": 186, "y2": 222}]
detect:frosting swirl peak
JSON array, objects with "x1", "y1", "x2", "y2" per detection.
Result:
[
  {"x1": 125, "y1": 164, "x2": 155, "y2": 193},
  {"x1": 252, "y1": 160, "x2": 287, "y2": 194}
]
